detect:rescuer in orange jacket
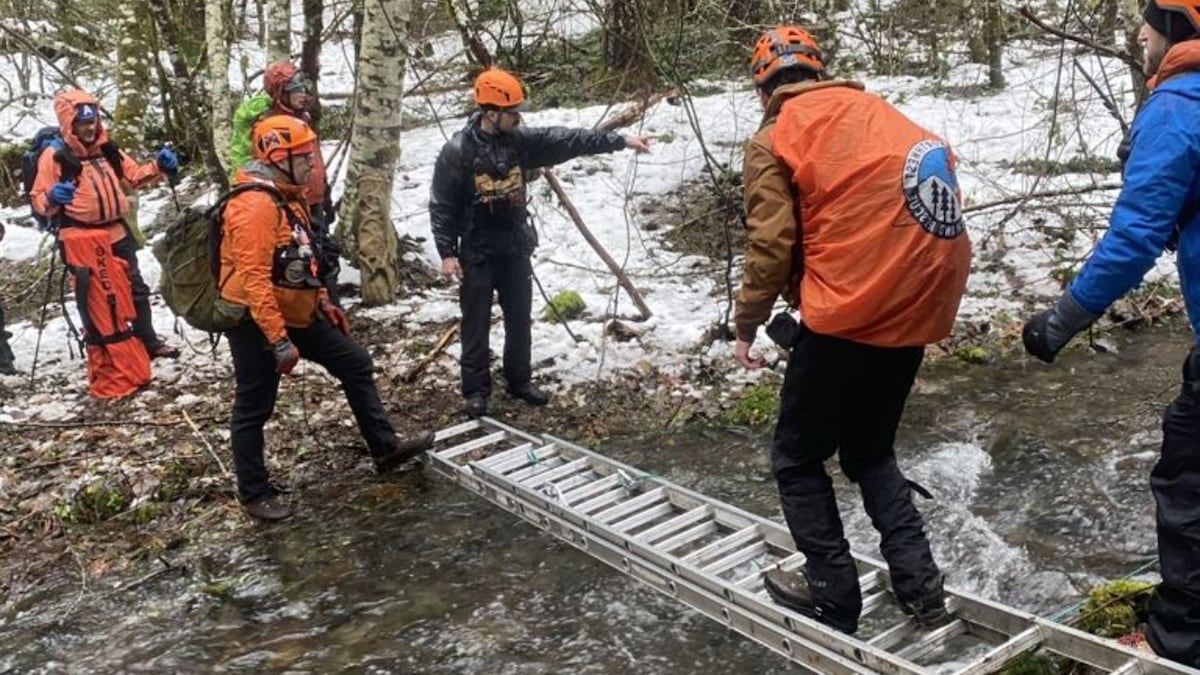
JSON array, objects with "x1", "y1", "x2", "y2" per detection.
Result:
[
  {"x1": 733, "y1": 26, "x2": 971, "y2": 635},
  {"x1": 219, "y1": 115, "x2": 433, "y2": 522},
  {"x1": 30, "y1": 88, "x2": 180, "y2": 359}
]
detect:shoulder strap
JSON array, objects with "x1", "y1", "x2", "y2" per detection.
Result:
[
  {"x1": 53, "y1": 145, "x2": 83, "y2": 184},
  {"x1": 98, "y1": 141, "x2": 125, "y2": 181}
]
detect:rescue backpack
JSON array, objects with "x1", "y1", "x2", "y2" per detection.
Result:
[
  {"x1": 228, "y1": 93, "x2": 273, "y2": 179},
  {"x1": 20, "y1": 127, "x2": 125, "y2": 230},
  {"x1": 153, "y1": 184, "x2": 290, "y2": 333}
]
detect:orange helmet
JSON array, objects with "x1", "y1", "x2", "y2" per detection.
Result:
[
  {"x1": 474, "y1": 67, "x2": 526, "y2": 110},
  {"x1": 252, "y1": 114, "x2": 317, "y2": 163},
  {"x1": 749, "y1": 26, "x2": 824, "y2": 87}
]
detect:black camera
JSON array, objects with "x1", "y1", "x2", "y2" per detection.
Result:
[{"x1": 766, "y1": 312, "x2": 800, "y2": 349}]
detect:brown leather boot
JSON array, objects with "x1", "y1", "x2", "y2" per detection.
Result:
[
  {"x1": 243, "y1": 494, "x2": 292, "y2": 522},
  {"x1": 374, "y1": 431, "x2": 435, "y2": 474}
]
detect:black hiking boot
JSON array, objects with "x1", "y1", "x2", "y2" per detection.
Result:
[
  {"x1": 374, "y1": 431, "x2": 435, "y2": 474},
  {"x1": 899, "y1": 592, "x2": 952, "y2": 628},
  {"x1": 243, "y1": 494, "x2": 292, "y2": 522},
  {"x1": 0, "y1": 331, "x2": 16, "y2": 374},
  {"x1": 146, "y1": 338, "x2": 181, "y2": 360},
  {"x1": 763, "y1": 568, "x2": 859, "y2": 634},
  {"x1": 507, "y1": 382, "x2": 549, "y2": 406},
  {"x1": 465, "y1": 394, "x2": 488, "y2": 418}
]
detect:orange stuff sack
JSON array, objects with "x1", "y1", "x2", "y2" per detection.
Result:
[{"x1": 57, "y1": 227, "x2": 151, "y2": 398}]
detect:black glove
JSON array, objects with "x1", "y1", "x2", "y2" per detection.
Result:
[
  {"x1": 1022, "y1": 293, "x2": 1099, "y2": 364},
  {"x1": 1116, "y1": 131, "x2": 1131, "y2": 169}
]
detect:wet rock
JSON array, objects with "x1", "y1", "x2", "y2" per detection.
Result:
[{"x1": 61, "y1": 473, "x2": 134, "y2": 524}]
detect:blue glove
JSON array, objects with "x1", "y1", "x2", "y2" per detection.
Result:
[
  {"x1": 156, "y1": 147, "x2": 179, "y2": 172},
  {"x1": 49, "y1": 182, "x2": 76, "y2": 206},
  {"x1": 1022, "y1": 292, "x2": 1100, "y2": 364}
]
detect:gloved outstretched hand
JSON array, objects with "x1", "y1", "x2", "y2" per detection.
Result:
[
  {"x1": 319, "y1": 298, "x2": 350, "y2": 335},
  {"x1": 1022, "y1": 292, "x2": 1099, "y2": 364},
  {"x1": 156, "y1": 146, "x2": 179, "y2": 173},
  {"x1": 49, "y1": 181, "x2": 76, "y2": 206},
  {"x1": 273, "y1": 338, "x2": 300, "y2": 374}
]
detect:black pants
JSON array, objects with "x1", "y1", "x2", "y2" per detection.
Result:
[
  {"x1": 110, "y1": 233, "x2": 157, "y2": 349},
  {"x1": 772, "y1": 325, "x2": 941, "y2": 621},
  {"x1": 225, "y1": 317, "x2": 398, "y2": 503},
  {"x1": 459, "y1": 255, "x2": 532, "y2": 398},
  {"x1": 1147, "y1": 348, "x2": 1200, "y2": 668},
  {"x1": 0, "y1": 296, "x2": 13, "y2": 368}
]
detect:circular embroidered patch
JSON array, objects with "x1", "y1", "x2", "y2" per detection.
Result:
[{"x1": 902, "y1": 139, "x2": 965, "y2": 239}]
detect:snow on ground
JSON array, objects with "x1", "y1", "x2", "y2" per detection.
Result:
[{"x1": 0, "y1": 18, "x2": 1166, "y2": 418}]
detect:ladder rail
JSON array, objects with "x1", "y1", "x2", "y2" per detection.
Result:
[{"x1": 425, "y1": 419, "x2": 1200, "y2": 675}]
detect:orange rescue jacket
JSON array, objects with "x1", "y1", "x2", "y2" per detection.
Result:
[
  {"x1": 30, "y1": 89, "x2": 163, "y2": 242},
  {"x1": 219, "y1": 165, "x2": 326, "y2": 344},
  {"x1": 769, "y1": 81, "x2": 971, "y2": 347}
]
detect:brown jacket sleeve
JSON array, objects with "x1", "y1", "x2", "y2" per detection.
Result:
[{"x1": 734, "y1": 127, "x2": 800, "y2": 342}]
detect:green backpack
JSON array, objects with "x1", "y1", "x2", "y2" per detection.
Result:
[
  {"x1": 153, "y1": 184, "x2": 287, "y2": 333},
  {"x1": 228, "y1": 93, "x2": 273, "y2": 179}
]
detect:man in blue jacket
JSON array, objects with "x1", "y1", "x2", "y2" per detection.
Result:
[{"x1": 1022, "y1": 1, "x2": 1200, "y2": 667}]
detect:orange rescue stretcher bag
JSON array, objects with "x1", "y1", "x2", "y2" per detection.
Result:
[{"x1": 57, "y1": 227, "x2": 151, "y2": 398}]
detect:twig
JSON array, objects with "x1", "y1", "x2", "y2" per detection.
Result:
[
  {"x1": 964, "y1": 183, "x2": 1121, "y2": 214},
  {"x1": 0, "y1": 415, "x2": 220, "y2": 429},
  {"x1": 182, "y1": 409, "x2": 229, "y2": 477},
  {"x1": 402, "y1": 322, "x2": 459, "y2": 382},
  {"x1": 1017, "y1": 7, "x2": 1141, "y2": 71}
]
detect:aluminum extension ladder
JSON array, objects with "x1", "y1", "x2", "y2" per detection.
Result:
[{"x1": 427, "y1": 417, "x2": 1200, "y2": 675}]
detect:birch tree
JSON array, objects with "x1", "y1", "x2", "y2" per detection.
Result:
[
  {"x1": 207, "y1": 0, "x2": 232, "y2": 179},
  {"x1": 266, "y1": 0, "x2": 290, "y2": 62},
  {"x1": 337, "y1": 0, "x2": 409, "y2": 306},
  {"x1": 112, "y1": 0, "x2": 152, "y2": 148}
]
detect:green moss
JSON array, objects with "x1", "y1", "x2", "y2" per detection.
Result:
[
  {"x1": 133, "y1": 501, "x2": 168, "y2": 525},
  {"x1": 62, "y1": 474, "x2": 134, "y2": 524},
  {"x1": 542, "y1": 290, "x2": 586, "y2": 322},
  {"x1": 1077, "y1": 579, "x2": 1154, "y2": 638},
  {"x1": 953, "y1": 345, "x2": 990, "y2": 365},
  {"x1": 998, "y1": 651, "x2": 1067, "y2": 675},
  {"x1": 723, "y1": 381, "x2": 780, "y2": 427},
  {"x1": 155, "y1": 460, "x2": 197, "y2": 502}
]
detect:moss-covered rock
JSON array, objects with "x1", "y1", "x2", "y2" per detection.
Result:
[
  {"x1": 723, "y1": 381, "x2": 780, "y2": 427},
  {"x1": 542, "y1": 290, "x2": 586, "y2": 322},
  {"x1": 1077, "y1": 579, "x2": 1154, "y2": 638},
  {"x1": 60, "y1": 473, "x2": 134, "y2": 524}
]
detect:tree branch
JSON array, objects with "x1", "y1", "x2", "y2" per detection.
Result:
[{"x1": 1017, "y1": 6, "x2": 1141, "y2": 70}]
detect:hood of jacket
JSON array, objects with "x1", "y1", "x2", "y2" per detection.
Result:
[{"x1": 54, "y1": 89, "x2": 109, "y2": 156}]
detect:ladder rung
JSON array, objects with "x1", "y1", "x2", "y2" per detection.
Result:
[
  {"x1": 895, "y1": 619, "x2": 967, "y2": 662},
  {"x1": 657, "y1": 520, "x2": 719, "y2": 554},
  {"x1": 636, "y1": 506, "x2": 709, "y2": 544},
  {"x1": 700, "y1": 541, "x2": 767, "y2": 577},
  {"x1": 573, "y1": 487, "x2": 630, "y2": 515},
  {"x1": 506, "y1": 455, "x2": 568, "y2": 483},
  {"x1": 438, "y1": 430, "x2": 510, "y2": 461},
  {"x1": 862, "y1": 590, "x2": 889, "y2": 615},
  {"x1": 482, "y1": 442, "x2": 554, "y2": 474},
  {"x1": 955, "y1": 626, "x2": 1042, "y2": 675},
  {"x1": 867, "y1": 618, "x2": 917, "y2": 650},
  {"x1": 610, "y1": 502, "x2": 679, "y2": 534},
  {"x1": 859, "y1": 569, "x2": 885, "y2": 593},
  {"x1": 432, "y1": 419, "x2": 483, "y2": 443},
  {"x1": 681, "y1": 525, "x2": 759, "y2": 567},
  {"x1": 1108, "y1": 660, "x2": 1143, "y2": 675},
  {"x1": 546, "y1": 471, "x2": 600, "y2": 495},
  {"x1": 560, "y1": 474, "x2": 621, "y2": 505},
  {"x1": 520, "y1": 457, "x2": 591, "y2": 489},
  {"x1": 594, "y1": 488, "x2": 667, "y2": 525},
  {"x1": 774, "y1": 551, "x2": 806, "y2": 572}
]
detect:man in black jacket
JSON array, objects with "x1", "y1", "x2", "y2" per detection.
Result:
[{"x1": 430, "y1": 67, "x2": 650, "y2": 417}]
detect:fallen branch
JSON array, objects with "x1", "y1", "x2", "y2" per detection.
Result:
[
  {"x1": 0, "y1": 414, "x2": 221, "y2": 429},
  {"x1": 543, "y1": 170, "x2": 654, "y2": 320},
  {"x1": 964, "y1": 182, "x2": 1121, "y2": 214},
  {"x1": 402, "y1": 322, "x2": 459, "y2": 383},
  {"x1": 183, "y1": 409, "x2": 228, "y2": 477}
]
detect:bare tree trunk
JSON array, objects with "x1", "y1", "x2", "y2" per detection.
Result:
[
  {"x1": 207, "y1": 0, "x2": 232, "y2": 179},
  {"x1": 985, "y1": 0, "x2": 1004, "y2": 89},
  {"x1": 301, "y1": 0, "x2": 324, "y2": 128},
  {"x1": 1122, "y1": 0, "x2": 1148, "y2": 107},
  {"x1": 604, "y1": 0, "x2": 653, "y2": 85},
  {"x1": 112, "y1": 0, "x2": 152, "y2": 148},
  {"x1": 266, "y1": 0, "x2": 290, "y2": 62},
  {"x1": 337, "y1": 0, "x2": 409, "y2": 306}
]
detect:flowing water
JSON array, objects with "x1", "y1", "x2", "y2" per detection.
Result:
[{"x1": 1, "y1": 323, "x2": 1191, "y2": 674}]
